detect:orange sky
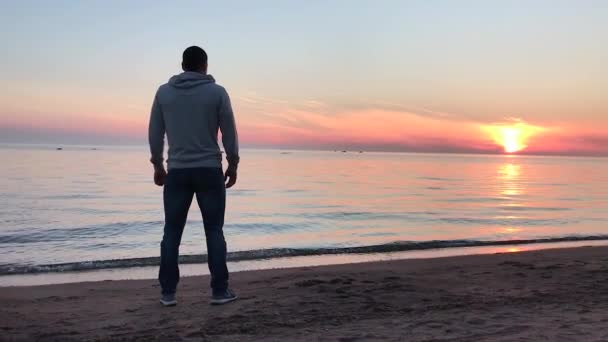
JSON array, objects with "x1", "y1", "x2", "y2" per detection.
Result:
[
  {"x1": 1, "y1": 92, "x2": 607, "y2": 156},
  {"x1": 1, "y1": 2, "x2": 607, "y2": 156},
  {"x1": 232, "y1": 97, "x2": 608, "y2": 156}
]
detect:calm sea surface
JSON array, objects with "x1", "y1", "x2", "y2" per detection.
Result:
[{"x1": 1, "y1": 144, "x2": 607, "y2": 274}]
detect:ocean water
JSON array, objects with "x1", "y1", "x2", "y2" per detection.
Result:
[{"x1": 1, "y1": 144, "x2": 607, "y2": 275}]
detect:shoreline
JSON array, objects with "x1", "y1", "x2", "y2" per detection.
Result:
[
  {"x1": 3, "y1": 235, "x2": 608, "y2": 277},
  {"x1": 3, "y1": 245, "x2": 608, "y2": 340},
  {"x1": 2, "y1": 239, "x2": 608, "y2": 287}
]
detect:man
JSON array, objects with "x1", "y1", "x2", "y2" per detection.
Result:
[{"x1": 148, "y1": 46, "x2": 239, "y2": 307}]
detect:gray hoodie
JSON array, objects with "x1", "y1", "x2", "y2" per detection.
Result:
[{"x1": 148, "y1": 72, "x2": 239, "y2": 170}]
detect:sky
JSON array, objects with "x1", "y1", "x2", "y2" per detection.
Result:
[{"x1": 0, "y1": 0, "x2": 607, "y2": 156}]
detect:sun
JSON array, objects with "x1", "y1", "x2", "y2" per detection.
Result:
[
  {"x1": 500, "y1": 127, "x2": 524, "y2": 153},
  {"x1": 482, "y1": 120, "x2": 544, "y2": 154}
]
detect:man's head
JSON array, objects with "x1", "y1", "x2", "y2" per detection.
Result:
[{"x1": 182, "y1": 46, "x2": 208, "y2": 73}]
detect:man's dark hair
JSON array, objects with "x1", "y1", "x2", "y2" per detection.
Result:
[{"x1": 182, "y1": 46, "x2": 208, "y2": 71}]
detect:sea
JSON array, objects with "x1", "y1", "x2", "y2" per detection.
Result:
[{"x1": 1, "y1": 144, "x2": 607, "y2": 285}]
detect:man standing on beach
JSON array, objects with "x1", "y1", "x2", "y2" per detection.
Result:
[{"x1": 148, "y1": 46, "x2": 239, "y2": 307}]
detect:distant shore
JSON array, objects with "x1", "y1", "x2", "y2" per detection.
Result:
[{"x1": 3, "y1": 246, "x2": 608, "y2": 341}]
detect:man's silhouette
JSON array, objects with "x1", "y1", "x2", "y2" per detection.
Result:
[{"x1": 148, "y1": 46, "x2": 239, "y2": 306}]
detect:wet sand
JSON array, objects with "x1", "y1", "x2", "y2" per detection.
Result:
[{"x1": 2, "y1": 246, "x2": 608, "y2": 341}]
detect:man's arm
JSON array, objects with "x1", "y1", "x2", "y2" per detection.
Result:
[
  {"x1": 148, "y1": 92, "x2": 166, "y2": 186},
  {"x1": 218, "y1": 88, "x2": 239, "y2": 188}
]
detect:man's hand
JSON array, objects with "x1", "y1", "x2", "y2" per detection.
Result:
[
  {"x1": 225, "y1": 165, "x2": 237, "y2": 189},
  {"x1": 153, "y1": 167, "x2": 167, "y2": 186}
]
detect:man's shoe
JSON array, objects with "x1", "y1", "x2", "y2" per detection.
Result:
[
  {"x1": 160, "y1": 293, "x2": 177, "y2": 307},
  {"x1": 210, "y1": 289, "x2": 238, "y2": 305}
]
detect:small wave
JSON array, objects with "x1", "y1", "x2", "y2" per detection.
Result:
[
  {"x1": 439, "y1": 197, "x2": 510, "y2": 203},
  {"x1": 498, "y1": 205, "x2": 570, "y2": 211},
  {"x1": 558, "y1": 198, "x2": 583, "y2": 201},
  {"x1": 417, "y1": 176, "x2": 462, "y2": 182},
  {"x1": 42, "y1": 194, "x2": 103, "y2": 200},
  {"x1": 0, "y1": 221, "x2": 162, "y2": 244},
  {"x1": 295, "y1": 211, "x2": 432, "y2": 221},
  {"x1": 289, "y1": 212, "x2": 576, "y2": 226},
  {"x1": 231, "y1": 189, "x2": 257, "y2": 197},
  {"x1": 2, "y1": 235, "x2": 608, "y2": 275},
  {"x1": 437, "y1": 217, "x2": 575, "y2": 226}
]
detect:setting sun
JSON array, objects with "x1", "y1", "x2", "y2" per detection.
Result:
[
  {"x1": 482, "y1": 121, "x2": 545, "y2": 154},
  {"x1": 500, "y1": 127, "x2": 524, "y2": 153}
]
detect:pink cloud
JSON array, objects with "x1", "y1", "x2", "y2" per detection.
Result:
[{"x1": 2, "y1": 93, "x2": 607, "y2": 156}]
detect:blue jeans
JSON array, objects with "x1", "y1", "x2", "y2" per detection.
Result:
[{"x1": 159, "y1": 167, "x2": 228, "y2": 295}]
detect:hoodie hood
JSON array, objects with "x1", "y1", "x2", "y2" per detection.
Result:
[{"x1": 168, "y1": 72, "x2": 216, "y2": 89}]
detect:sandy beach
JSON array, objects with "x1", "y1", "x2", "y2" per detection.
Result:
[{"x1": 2, "y1": 246, "x2": 608, "y2": 341}]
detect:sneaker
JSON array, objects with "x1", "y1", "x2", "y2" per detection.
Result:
[
  {"x1": 210, "y1": 289, "x2": 238, "y2": 305},
  {"x1": 160, "y1": 293, "x2": 177, "y2": 307}
]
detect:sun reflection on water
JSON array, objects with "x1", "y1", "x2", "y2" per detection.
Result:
[
  {"x1": 498, "y1": 163, "x2": 522, "y2": 197},
  {"x1": 503, "y1": 227, "x2": 522, "y2": 234},
  {"x1": 496, "y1": 162, "x2": 526, "y2": 238},
  {"x1": 506, "y1": 247, "x2": 522, "y2": 253}
]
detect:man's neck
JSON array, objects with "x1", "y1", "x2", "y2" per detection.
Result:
[{"x1": 186, "y1": 70, "x2": 206, "y2": 75}]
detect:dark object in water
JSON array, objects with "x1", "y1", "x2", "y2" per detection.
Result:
[
  {"x1": 341, "y1": 150, "x2": 347, "y2": 153},
  {"x1": 56, "y1": 147, "x2": 63, "y2": 150},
  {"x1": 359, "y1": 151, "x2": 363, "y2": 153},
  {"x1": 280, "y1": 152, "x2": 291, "y2": 155}
]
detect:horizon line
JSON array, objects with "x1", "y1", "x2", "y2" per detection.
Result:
[{"x1": 1, "y1": 142, "x2": 606, "y2": 158}]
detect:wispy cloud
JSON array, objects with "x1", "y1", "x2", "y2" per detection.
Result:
[{"x1": 233, "y1": 93, "x2": 608, "y2": 156}]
